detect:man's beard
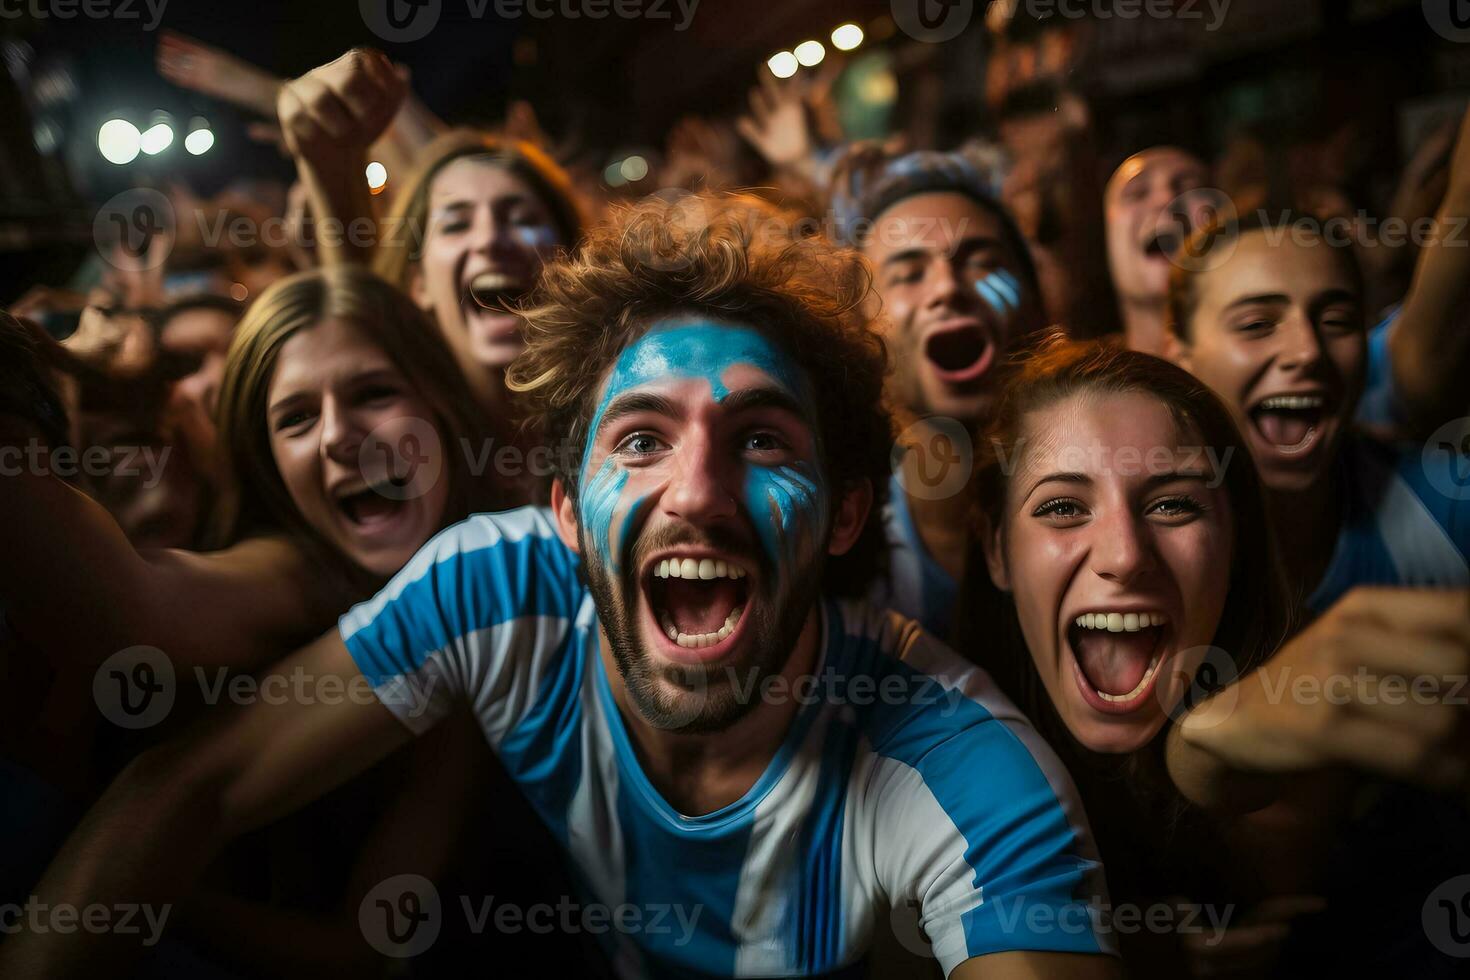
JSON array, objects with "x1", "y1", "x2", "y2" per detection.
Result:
[{"x1": 581, "y1": 522, "x2": 825, "y2": 734}]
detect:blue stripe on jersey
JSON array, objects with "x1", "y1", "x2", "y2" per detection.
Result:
[
  {"x1": 828, "y1": 603, "x2": 1102, "y2": 958},
  {"x1": 1356, "y1": 308, "x2": 1401, "y2": 428},
  {"x1": 496, "y1": 607, "x2": 592, "y2": 848},
  {"x1": 1310, "y1": 435, "x2": 1470, "y2": 611},
  {"x1": 792, "y1": 686, "x2": 861, "y2": 973},
  {"x1": 342, "y1": 511, "x2": 583, "y2": 682},
  {"x1": 590, "y1": 634, "x2": 830, "y2": 976}
]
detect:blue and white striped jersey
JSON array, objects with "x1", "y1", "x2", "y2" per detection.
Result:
[
  {"x1": 1309, "y1": 434, "x2": 1470, "y2": 611},
  {"x1": 341, "y1": 507, "x2": 1113, "y2": 978}
]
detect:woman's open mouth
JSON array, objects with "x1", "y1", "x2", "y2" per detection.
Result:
[
  {"x1": 334, "y1": 479, "x2": 413, "y2": 537},
  {"x1": 1066, "y1": 610, "x2": 1172, "y2": 715},
  {"x1": 641, "y1": 554, "x2": 753, "y2": 664},
  {"x1": 923, "y1": 322, "x2": 996, "y2": 384},
  {"x1": 1246, "y1": 392, "x2": 1331, "y2": 462},
  {"x1": 465, "y1": 271, "x2": 527, "y2": 311}
]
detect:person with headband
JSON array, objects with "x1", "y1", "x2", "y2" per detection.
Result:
[
  {"x1": 831, "y1": 147, "x2": 1047, "y2": 641},
  {"x1": 1, "y1": 197, "x2": 1119, "y2": 980}
]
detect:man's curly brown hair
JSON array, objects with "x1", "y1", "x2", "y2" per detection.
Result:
[{"x1": 507, "y1": 193, "x2": 894, "y2": 595}]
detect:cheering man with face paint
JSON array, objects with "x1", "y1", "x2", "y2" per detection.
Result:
[
  {"x1": 834, "y1": 150, "x2": 1047, "y2": 639},
  {"x1": 1, "y1": 198, "x2": 1116, "y2": 980}
]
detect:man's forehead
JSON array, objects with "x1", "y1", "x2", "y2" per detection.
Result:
[{"x1": 594, "y1": 317, "x2": 807, "y2": 407}]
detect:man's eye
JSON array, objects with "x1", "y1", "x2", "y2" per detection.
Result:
[
  {"x1": 744, "y1": 431, "x2": 787, "y2": 453},
  {"x1": 618, "y1": 433, "x2": 666, "y2": 456}
]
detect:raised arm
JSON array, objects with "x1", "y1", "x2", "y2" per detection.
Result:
[
  {"x1": 0, "y1": 630, "x2": 415, "y2": 979},
  {"x1": 276, "y1": 48, "x2": 406, "y2": 268},
  {"x1": 1387, "y1": 102, "x2": 1470, "y2": 437},
  {"x1": 0, "y1": 412, "x2": 342, "y2": 671}
]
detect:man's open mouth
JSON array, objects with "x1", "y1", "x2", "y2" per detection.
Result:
[
  {"x1": 1141, "y1": 229, "x2": 1180, "y2": 260},
  {"x1": 644, "y1": 554, "x2": 752, "y2": 658},
  {"x1": 923, "y1": 322, "x2": 995, "y2": 384},
  {"x1": 1066, "y1": 610, "x2": 1171, "y2": 713},
  {"x1": 1247, "y1": 392, "x2": 1330, "y2": 457}
]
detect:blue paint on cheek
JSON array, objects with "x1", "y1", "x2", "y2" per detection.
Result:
[
  {"x1": 744, "y1": 462, "x2": 829, "y2": 574},
  {"x1": 579, "y1": 457, "x2": 630, "y2": 569},
  {"x1": 975, "y1": 268, "x2": 1021, "y2": 317}
]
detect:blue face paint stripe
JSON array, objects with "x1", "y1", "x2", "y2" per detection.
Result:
[
  {"x1": 981, "y1": 268, "x2": 1021, "y2": 309},
  {"x1": 582, "y1": 320, "x2": 815, "y2": 476},
  {"x1": 580, "y1": 456, "x2": 629, "y2": 570},
  {"x1": 975, "y1": 279, "x2": 1005, "y2": 313}
]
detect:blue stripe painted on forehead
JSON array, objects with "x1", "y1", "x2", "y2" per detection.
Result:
[{"x1": 583, "y1": 319, "x2": 812, "y2": 467}]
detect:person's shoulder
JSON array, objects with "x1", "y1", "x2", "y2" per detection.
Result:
[
  {"x1": 829, "y1": 597, "x2": 1033, "y2": 744},
  {"x1": 405, "y1": 506, "x2": 575, "y2": 575}
]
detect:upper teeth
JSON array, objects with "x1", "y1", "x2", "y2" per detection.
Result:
[
  {"x1": 1074, "y1": 612, "x2": 1168, "y2": 632},
  {"x1": 469, "y1": 272, "x2": 515, "y2": 293},
  {"x1": 1258, "y1": 395, "x2": 1323, "y2": 410},
  {"x1": 655, "y1": 558, "x2": 746, "y2": 580}
]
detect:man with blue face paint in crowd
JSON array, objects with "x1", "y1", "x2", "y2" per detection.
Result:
[
  {"x1": 2, "y1": 197, "x2": 1117, "y2": 980},
  {"x1": 833, "y1": 150, "x2": 1048, "y2": 640}
]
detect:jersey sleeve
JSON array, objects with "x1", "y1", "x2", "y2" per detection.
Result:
[
  {"x1": 860, "y1": 624, "x2": 1114, "y2": 972},
  {"x1": 338, "y1": 507, "x2": 585, "y2": 741},
  {"x1": 1355, "y1": 308, "x2": 1404, "y2": 431}
]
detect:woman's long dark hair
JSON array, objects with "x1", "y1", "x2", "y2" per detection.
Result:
[{"x1": 958, "y1": 332, "x2": 1294, "y2": 901}]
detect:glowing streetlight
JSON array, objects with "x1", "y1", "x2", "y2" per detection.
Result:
[
  {"x1": 366, "y1": 161, "x2": 388, "y2": 189},
  {"x1": 767, "y1": 51, "x2": 799, "y2": 79},
  {"x1": 794, "y1": 40, "x2": 825, "y2": 67},
  {"x1": 831, "y1": 23, "x2": 864, "y2": 50},
  {"x1": 98, "y1": 118, "x2": 141, "y2": 165},
  {"x1": 184, "y1": 117, "x2": 214, "y2": 155}
]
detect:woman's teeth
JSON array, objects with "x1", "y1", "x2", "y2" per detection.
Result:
[
  {"x1": 654, "y1": 558, "x2": 747, "y2": 580},
  {"x1": 661, "y1": 606, "x2": 743, "y2": 648},
  {"x1": 1256, "y1": 394, "x2": 1324, "y2": 411},
  {"x1": 1073, "y1": 611, "x2": 1168, "y2": 632}
]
